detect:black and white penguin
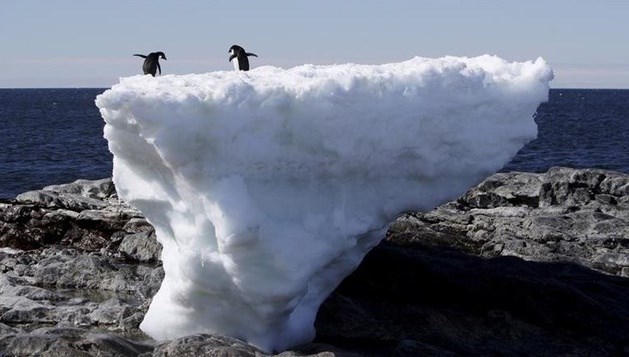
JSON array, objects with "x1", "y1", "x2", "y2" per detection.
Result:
[
  {"x1": 228, "y1": 45, "x2": 257, "y2": 71},
  {"x1": 133, "y1": 52, "x2": 167, "y2": 76}
]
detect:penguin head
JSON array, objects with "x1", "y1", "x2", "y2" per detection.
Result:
[
  {"x1": 147, "y1": 52, "x2": 167, "y2": 61},
  {"x1": 229, "y1": 45, "x2": 244, "y2": 56}
]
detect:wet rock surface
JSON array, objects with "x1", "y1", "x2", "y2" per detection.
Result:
[{"x1": 1, "y1": 168, "x2": 628, "y2": 356}]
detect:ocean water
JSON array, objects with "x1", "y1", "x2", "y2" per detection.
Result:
[
  {"x1": 0, "y1": 88, "x2": 111, "y2": 199},
  {"x1": 1, "y1": 88, "x2": 628, "y2": 199},
  {"x1": 502, "y1": 89, "x2": 629, "y2": 173}
]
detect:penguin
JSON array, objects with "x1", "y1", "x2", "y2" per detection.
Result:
[
  {"x1": 133, "y1": 52, "x2": 167, "y2": 76},
  {"x1": 228, "y1": 45, "x2": 257, "y2": 71}
]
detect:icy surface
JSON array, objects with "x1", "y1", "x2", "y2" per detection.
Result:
[{"x1": 96, "y1": 55, "x2": 552, "y2": 352}]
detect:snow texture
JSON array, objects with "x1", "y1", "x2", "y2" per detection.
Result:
[{"x1": 96, "y1": 55, "x2": 552, "y2": 352}]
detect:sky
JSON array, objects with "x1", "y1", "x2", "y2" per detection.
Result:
[{"x1": 1, "y1": 0, "x2": 628, "y2": 89}]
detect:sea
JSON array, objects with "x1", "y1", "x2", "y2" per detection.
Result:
[{"x1": 1, "y1": 88, "x2": 628, "y2": 199}]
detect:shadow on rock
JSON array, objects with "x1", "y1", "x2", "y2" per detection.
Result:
[{"x1": 316, "y1": 241, "x2": 629, "y2": 356}]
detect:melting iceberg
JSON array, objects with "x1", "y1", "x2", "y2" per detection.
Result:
[{"x1": 96, "y1": 55, "x2": 552, "y2": 352}]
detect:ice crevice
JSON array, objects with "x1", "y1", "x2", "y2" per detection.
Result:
[{"x1": 96, "y1": 55, "x2": 553, "y2": 352}]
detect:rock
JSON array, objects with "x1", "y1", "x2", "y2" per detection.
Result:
[
  {"x1": 22, "y1": 248, "x2": 162, "y2": 293},
  {"x1": 0, "y1": 327, "x2": 154, "y2": 357},
  {"x1": 0, "y1": 296, "x2": 54, "y2": 325},
  {"x1": 0, "y1": 205, "x2": 47, "y2": 250},
  {"x1": 43, "y1": 178, "x2": 116, "y2": 200},
  {"x1": 122, "y1": 218, "x2": 154, "y2": 234},
  {"x1": 0, "y1": 321, "x2": 20, "y2": 335},
  {"x1": 389, "y1": 167, "x2": 629, "y2": 276},
  {"x1": 1, "y1": 178, "x2": 154, "y2": 253},
  {"x1": 87, "y1": 298, "x2": 131, "y2": 326},
  {"x1": 0, "y1": 245, "x2": 159, "y2": 339},
  {"x1": 135, "y1": 264, "x2": 165, "y2": 299},
  {"x1": 1, "y1": 169, "x2": 628, "y2": 356},
  {"x1": 319, "y1": 242, "x2": 629, "y2": 356},
  {"x1": 76, "y1": 210, "x2": 129, "y2": 231},
  {"x1": 151, "y1": 334, "x2": 264, "y2": 356},
  {"x1": 17, "y1": 190, "x2": 109, "y2": 211},
  {"x1": 151, "y1": 333, "x2": 355, "y2": 356},
  {"x1": 118, "y1": 231, "x2": 162, "y2": 262}
]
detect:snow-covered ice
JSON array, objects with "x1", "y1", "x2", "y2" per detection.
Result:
[{"x1": 96, "y1": 55, "x2": 552, "y2": 352}]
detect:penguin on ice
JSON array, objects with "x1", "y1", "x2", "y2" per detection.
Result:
[
  {"x1": 133, "y1": 52, "x2": 167, "y2": 76},
  {"x1": 228, "y1": 45, "x2": 257, "y2": 71}
]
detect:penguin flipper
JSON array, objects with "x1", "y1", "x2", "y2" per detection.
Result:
[
  {"x1": 246, "y1": 53, "x2": 258, "y2": 57},
  {"x1": 133, "y1": 54, "x2": 147, "y2": 58},
  {"x1": 157, "y1": 62, "x2": 162, "y2": 76},
  {"x1": 229, "y1": 54, "x2": 237, "y2": 62}
]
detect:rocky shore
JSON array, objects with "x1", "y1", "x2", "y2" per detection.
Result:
[{"x1": 1, "y1": 167, "x2": 627, "y2": 356}]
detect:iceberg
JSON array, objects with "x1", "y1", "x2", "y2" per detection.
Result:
[{"x1": 95, "y1": 55, "x2": 552, "y2": 352}]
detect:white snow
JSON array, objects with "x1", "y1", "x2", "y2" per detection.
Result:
[{"x1": 95, "y1": 55, "x2": 552, "y2": 352}]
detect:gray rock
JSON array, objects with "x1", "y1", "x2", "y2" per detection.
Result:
[
  {"x1": 2, "y1": 169, "x2": 629, "y2": 356},
  {"x1": 15, "y1": 190, "x2": 62, "y2": 207},
  {"x1": 24, "y1": 249, "x2": 159, "y2": 293},
  {"x1": 2, "y1": 178, "x2": 153, "y2": 252},
  {"x1": 88, "y1": 298, "x2": 134, "y2": 326},
  {"x1": 389, "y1": 167, "x2": 629, "y2": 276},
  {"x1": 0, "y1": 321, "x2": 20, "y2": 335},
  {"x1": 43, "y1": 178, "x2": 116, "y2": 200},
  {"x1": 77, "y1": 210, "x2": 129, "y2": 231},
  {"x1": 0, "y1": 296, "x2": 53, "y2": 324},
  {"x1": 0, "y1": 245, "x2": 158, "y2": 328},
  {"x1": 151, "y1": 334, "x2": 264, "y2": 356},
  {"x1": 123, "y1": 218, "x2": 154, "y2": 233},
  {"x1": 151, "y1": 333, "x2": 352, "y2": 357},
  {"x1": 118, "y1": 231, "x2": 162, "y2": 262},
  {"x1": 1, "y1": 327, "x2": 153, "y2": 357},
  {"x1": 324, "y1": 241, "x2": 629, "y2": 356},
  {"x1": 136, "y1": 264, "x2": 165, "y2": 299},
  {"x1": 16, "y1": 190, "x2": 109, "y2": 211}
]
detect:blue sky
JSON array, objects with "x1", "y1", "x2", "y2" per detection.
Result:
[{"x1": 1, "y1": 0, "x2": 628, "y2": 88}]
